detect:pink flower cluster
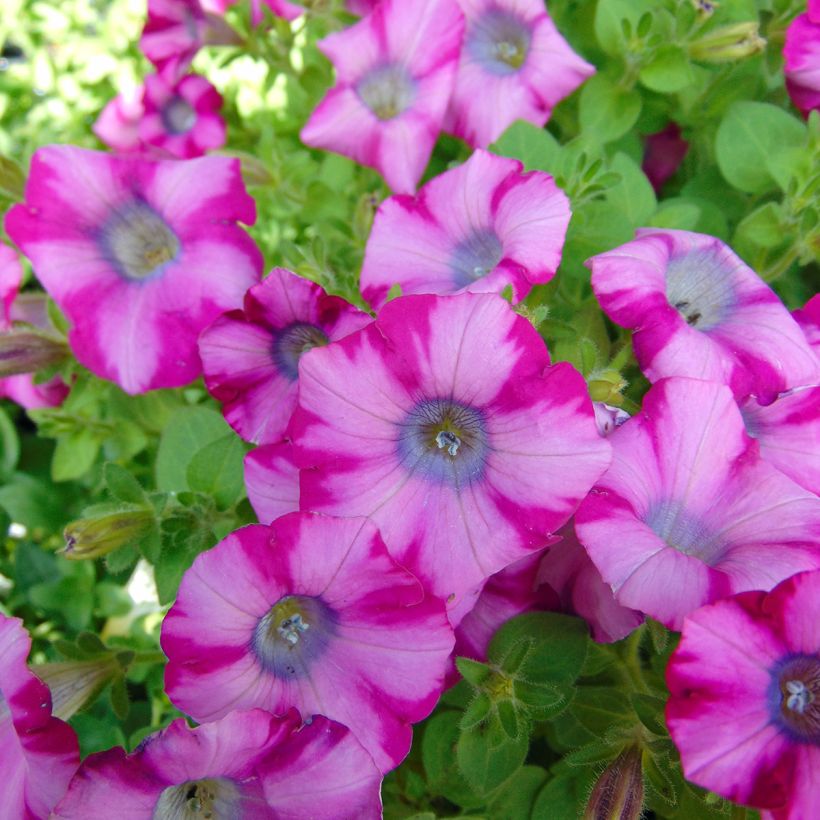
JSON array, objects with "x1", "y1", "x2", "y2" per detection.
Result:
[
  {"x1": 784, "y1": 0, "x2": 820, "y2": 115},
  {"x1": 301, "y1": 0, "x2": 594, "y2": 192}
]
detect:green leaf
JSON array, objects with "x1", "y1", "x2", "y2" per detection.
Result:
[
  {"x1": 0, "y1": 154, "x2": 25, "y2": 200},
  {"x1": 104, "y1": 462, "x2": 148, "y2": 505},
  {"x1": 716, "y1": 102, "x2": 806, "y2": 194},
  {"x1": 570, "y1": 686, "x2": 633, "y2": 735},
  {"x1": 456, "y1": 656, "x2": 491, "y2": 687},
  {"x1": 155, "y1": 407, "x2": 231, "y2": 492},
  {"x1": 104, "y1": 542, "x2": 139, "y2": 575},
  {"x1": 497, "y1": 699, "x2": 521, "y2": 739},
  {"x1": 51, "y1": 428, "x2": 101, "y2": 482},
  {"x1": 579, "y1": 74, "x2": 642, "y2": 143},
  {"x1": 0, "y1": 407, "x2": 20, "y2": 477},
  {"x1": 109, "y1": 675, "x2": 130, "y2": 720},
  {"x1": 631, "y1": 693, "x2": 668, "y2": 736},
  {"x1": 76, "y1": 631, "x2": 107, "y2": 655},
  {"x1": 735, "y1": 201, "x2": 790, "y2": 248},
  {"x1": 461, "y1": 692, "x2": 493, "y2": 730},
  {"x1": 644, "y1": 750, "x2": 677, "y2": 806},
  {"x1": 594, "y1": 0, "x2": 652, "y2": 56},
  {"x1": 531, "y1": 766, "x2": 598, "y2": 820},
  {"x1": 487, "y1": 766, "x2": 549, "y2": 820},
  {"x1": 605, "y1": 153, "x2": 657, "y2": 228},
  {"x1": 646, "y1": 618, "x2": 669, "y2": 654},
  {"x1": 457, "y1": 717, "x2": 529, "y2": 796},
  {"x1": 639, "y1": 45, "x2": 695, "y2": 93},
  {"x1": 422, "y1": 711, "x2": 484, "y2": 808},
  {"x1": 648, "y1": 198, "x2": 701, "y2": 230},
  {"x1": 564, "y1": 740, "x2": 620, "y2": 766},
  {"x1": 488, "y1": 613, "x2": 588, "y2": 685},
  {"x1": 186, "y1": 434, "x2": 246, "y2": 509},
  {"x1": 491, "y1": 121, "x2": 561, "y2": 173}
]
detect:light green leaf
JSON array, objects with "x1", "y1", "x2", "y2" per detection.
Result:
[
  {"x1": 639, "y1": 45, "x2": 695, "y2": 93},
  {"x1": 579, "y1": 74, "x2": 642, "y2": 143},
  {"x1": 186, "y1": 434, "x2": 246, "y2": 509},
  {"x1": 491, "y1": 120, "x2": 561, "y2": 173}
]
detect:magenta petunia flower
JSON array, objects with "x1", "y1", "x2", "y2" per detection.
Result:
[
  {"x1": 199, "y1": 268, "x2": 370, "y2": 444},
  {"x1": 0, "y1": 614, "x2": 80, "y2": 818},
  {"x1": 300, "y1": 0, "x2": 465, "y2": 193},
  {"x1": 642, "y1": 123, "x2": 688, "y2": 193},
  {"x1": 360, "y1": 149, "x2": 570, "y2": 309},
  {"x1": 784, "y1": 3, "x2": 820, "y2": 115},
  {"x1": 0, "y1": 244, "x2": 68, "y2": 410},
  {"x1": 536, "y1": 522, "x2": 643, "y2": 644},
  {"x1": 162, "y1": 514, "x2": 454, "y2": 772},
  {"x1": 53, "y1": 708, "x2": 382, "y2": 819},
  {"x1": 589, "y1": 228, "x2": 820, "y2": 403},
  {"x1": 5, "y1": 146, "x2": 262, "y2": 394},
  {"x1": 575, "y1": 377, "x2": 820, "y2": 630},
  {"x1": 443, "y1": 0, "x2": 594, "y2": 148},
  {"x1": 666, "y1": 570, "x2": 820, "y2": 817},
  {"x1": 95, "y1": 73, "x2": 225, "y2": 159},
  {"x1": 741, "y1": 387, "x2": 820, "y2": 496},
  {"x1": 347, "y1": 0, "x2": 381, "y2": 14},
  {"x1": 245, "y1": 441, "x2": 300, "y2": 523},
  {"x1": 290, "y1": 292, "x2": 611, "y2": 611}
]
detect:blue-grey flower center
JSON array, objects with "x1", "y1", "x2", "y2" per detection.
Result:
[
  {"x1": 272, "y1": 322, "x2": 329, "y2": 382},
  {"x1": 357, "y1": 64, "x2": 416, "y2": 120},
  {"x1": 397, "y1": 399, "x2": 488, "y2": 485},
  {"x1": 665, "y1": 248, "x2": 736, "y2": 331},
  {"x1": 468, "y1": 10, "x2": 531, "y2": 75},
  {"x1": 162, "y1": 96, "x2": 197, "y2": 135},
  {"x1": 100, "y1": 201, "x2": 180, "y2": 281},
  {"x1": 645, "y1": 501, "x2": 724, "y2": 565},
  {"x1": 252, "y1": 595, "x2": 335, "y2": 679},
  {"x1": 153, "y1": 777, "x2": 241, "y2": 820},
  {"x1": 450, "y1": 229, "x2": 503, "y2": 288},
  {"x1": 770, "y1": 655, "x2": 820, "y2": 743}
]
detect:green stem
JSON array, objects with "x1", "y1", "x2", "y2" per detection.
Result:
[{"x1": 621, "y1": 625, "x2": 650, "y2": 694}]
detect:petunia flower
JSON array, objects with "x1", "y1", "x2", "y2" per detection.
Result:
[
  {"x1": 199, "y1": 267, "x2": 370, "y2": 444},
  {"x1": 244, "y1": 440, "x2": 300, "y2": 523},
  {"x1": 347, "y1": 0, "x2": 381, "y2": 14},
  {"x1": 0, "y1": 243, "x2": 69, "y2": 410},
  {"x1": 5, "y1": 146, "x2": 262, "y2": 394},
  {"x1": 300, "y1": 0, "x2": 465, "y2": 194},
  {"x1": 95, "y1": 73, "x2": 225, "y2": 159},
  {"x1": 443, "y1": 0, "x2": 594, "y2": 148},
  {"x1": 641, "y1": 123, "x2": 689, "y2": 193},
  {"x1": 741, "y1": 387, "x2": 820, "y2": 496},
  {"x1": 290, "y1": 292, "x2": 611, "y2": 612},
  {"x1": 0, "y1": 613, "x2": 80, "y2": 819},
  {"x1": 575, "y1": 377, "x2": 820, "y2": 631},
  {"x1": 360, "y1": 148, "x2": 570, "y2": 309},
  {"x1": 793, "y1": 293, "x2": 820, "y2": 356},
  {"x1": 783, "y1": 2, "x2": 820, "y2": 115},
  {"x1": 52, "y1": 708, "x2": 382, "y2": 819},
  {"x1": 536, "y1": 521, "x2": 643, "y2": 644},
  {"x1": 666, "y1": 569, "x2": 820, "y2": 818},
  {"x1": 588, "y1": 228, "x2": 820, "y2": 404},
  {"x1": 162, "y1": 514, "x2": 455, "y2": 772},
  {"x1": 141, "y1": 0, "x2": 240, "y2": 81}
]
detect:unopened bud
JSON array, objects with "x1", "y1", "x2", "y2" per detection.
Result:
[
  {"x1": 0, "y1": 329, "x2": 68, "y2": 377},
  {"x1": 584, "y1": 746, "x2": 644, "y2": 820},
  {"x1": 63, "y1": 508, "x2": 155, "y2": 560},
  {"x1": 31, "y1": 656, "x2": 119, "y2": 721},
  {"x1": 689, "y1": 23, "x2": 766, "y2": 63}
]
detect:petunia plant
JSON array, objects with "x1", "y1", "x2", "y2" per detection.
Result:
[{"x1": 0, "y1": 0, "x2": 818, "y2": 817}]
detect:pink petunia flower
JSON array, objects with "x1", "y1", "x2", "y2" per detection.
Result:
[
  {"x1": 666, "y1": 569, "x2": 820, "y2": 818},
  {"x1": 244, "y1": 440, "x2": 300, "y2": 523},
  {"x1": 575, "y1": 377, "x2": 820, "y2": 631},
  {"x1": 741, "y1": 387, "x2": 820, "y2": 496},
  {"x1": 537, "y1": 522, "x2": 643, "y2": 643},
  {"x1": 162, "y1": 514, "x2": 455, "y2": 772},
  {"x1": 5, "y1": 146, "x2": 262, "y2": 394},
  {"x1": 360, "y1": 148, "x2": 570, "y2": 309},
  {"x1": 95, "y1": 73, "x2": 226, "y2": 159},
  {"x1": 300, "y1": 0, "x2": 465, "y2": 194},
  {"x1": 588, "y1": 228, "x2": 820, "y2": 404},
  {"x1": 290, "y1": 292, "x2": 611, "y2": 612},
  {"x1": 784, "y1": 3, "x2": 820, "y2": 115},
  {"x1": 443, "y1": 0, "x2": 594, "y2": 148},
  {"x1": 642, "y1": 123, "x2": 689, "y2": 193},
  {"x1": 0, "y1": 244, "x2": 68, "y2": 410},
  {"x1": 141, "y1": 0, "x2": 240, "y2": 81},
  {"x1": 199, "y1": 268, "x2": 370, "y2": 444},
  {"x1": 0, "y1": 614, "x2": 80, "y2": 818},
  {"x1": 53, "y1": 708, "x2": 382, "y2": 819},
  {"x1": 347, "y1": 0, "x2": 381, "y2": 14}
]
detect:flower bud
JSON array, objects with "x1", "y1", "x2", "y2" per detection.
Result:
[
  {"x1": 63, "y1": 508, "x2": 155, "y2": 560},
  {"x1": 31, "y1": 656, "x2": 119, "y2": 721},
  {"x1": 588, "y1": 368, "x2": 627, "y2": 404},
  {"x1": 0, "y1": 329, "x2": 68, "y2": 377},
  {"x1": 584, "y1": 746, "x2": 644, "y2": 820},
  {"x1": 689, "y1": 23, "x2": 766, "y2": 63}
]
